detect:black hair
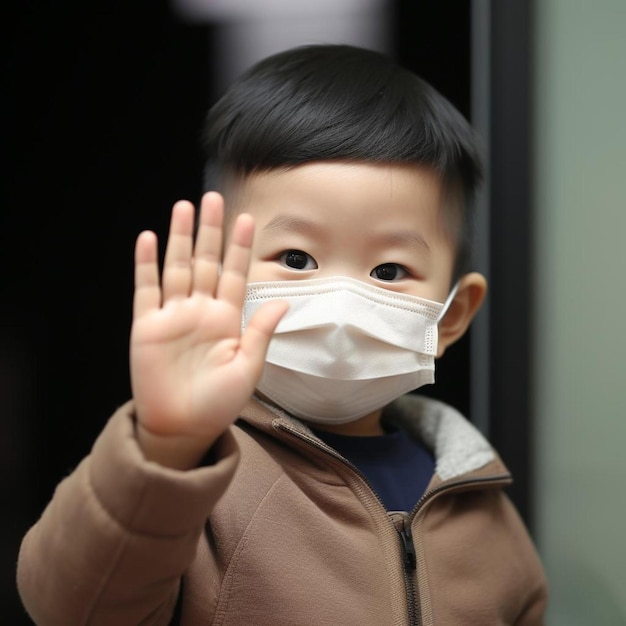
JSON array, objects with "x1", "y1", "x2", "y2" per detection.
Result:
[{"x1": 202, "y1": 44, "x2": 483, "y2": 278}]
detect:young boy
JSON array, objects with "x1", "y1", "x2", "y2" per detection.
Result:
[{"x1": 18, "y1": 45, "x2": 547, "y2": 625}]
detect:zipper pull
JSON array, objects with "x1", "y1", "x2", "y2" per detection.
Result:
[
  {"x1": 399, "y1": 525, "x2": 417, "y2": 571},
  {"x1": 389, "y1": 512, "x2": 416, "y2": 571}
]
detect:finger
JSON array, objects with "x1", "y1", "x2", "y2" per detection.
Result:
[
  {"x1": 192, "y1": 191, "x2": 224, "y2": 296},
  {"x1": 216, "y1": 212, "x2": 255, "y2": 307},
  {"x1": 133, "y1": 230, "x2": 161, "y2": 319},
  {"x1": 162, "y1": 200, "x2": 195, "y2": 302},
  {"x1": 239, "y1": 300, "x2": 289, "y2": 376}
]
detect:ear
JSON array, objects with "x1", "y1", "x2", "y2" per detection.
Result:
[{"x1": 436, "y1": 272, "x2": 488, "y2": 357}]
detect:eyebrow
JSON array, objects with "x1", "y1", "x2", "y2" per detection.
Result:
[
  {"x1": 262, "y1": 214, "x2": 430, "y2": 251},
  {"x1": 372, "y1": 230, "x2": 431, "y2": 251},
  {"x1": 261, "y1": 214, "x2": 325, "y2": 236}
]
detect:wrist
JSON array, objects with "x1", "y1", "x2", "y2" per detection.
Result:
[{"x1": 135, "y1": 421, "x2": 219, "y2": 471}]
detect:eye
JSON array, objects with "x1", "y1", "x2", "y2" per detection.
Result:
[
  {"x1": 370, "y1": 263, "x2": 409, "y2": 281},
  {"x1": 278, "y1": 249, "x2": 318, "y2": 271}
]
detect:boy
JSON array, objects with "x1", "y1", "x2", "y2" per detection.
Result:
[{"x1": 18, "y1": 45, "x2": 547, "y2": 625}]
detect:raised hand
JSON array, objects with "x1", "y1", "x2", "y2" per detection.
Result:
[{"x1": 130, "y1": 192, "x2": 287, "y2": 469}]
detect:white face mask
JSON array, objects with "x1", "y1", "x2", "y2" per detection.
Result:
[{"x1": 242, "y1": 276, "x2": 457, "y2": 425}]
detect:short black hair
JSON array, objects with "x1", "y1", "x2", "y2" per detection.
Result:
[{"x1": 202, "y1": 44, "x2": 483, "y2": 278}]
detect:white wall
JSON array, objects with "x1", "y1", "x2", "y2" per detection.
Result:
[{"x1": 532, "y1": 1, "x2": 626, "y2": 623}]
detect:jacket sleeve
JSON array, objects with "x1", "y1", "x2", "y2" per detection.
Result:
[
  {"x1": 16, "y1": 401, "x2": 240, "y2": 626},
  {"x1": 508, "y1": 495, "x2": 549, "y2": 626},
  {"x1": 514, "y1": 558, "x2": 549, "y2": 626}
]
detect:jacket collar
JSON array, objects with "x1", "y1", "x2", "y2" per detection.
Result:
[
  {"x1": 240, "y1": 393, "x2": 507, "y2": 482},
  {"x1": 383, "y1": 395, "x2": 501, "y2": 481}
]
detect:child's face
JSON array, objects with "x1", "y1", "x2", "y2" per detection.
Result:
[{"x1": 232, "y1": 162, "x2": 457, "y2": 304}]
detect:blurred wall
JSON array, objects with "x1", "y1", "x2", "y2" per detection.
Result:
[
  {"x1": 532, "y1": 0, "x2": 626, "y2": 623},
  {"x1": 173, "y1": 0, "x2": 390, "y2": 95}
]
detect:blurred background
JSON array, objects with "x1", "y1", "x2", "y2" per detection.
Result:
[{"x1": 2, "y1": 1, "x2": 625, "y2": 623}]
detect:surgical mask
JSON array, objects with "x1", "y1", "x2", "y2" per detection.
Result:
[{"x1": 242, "y1": 276, "x2": 457, "y2": 424}]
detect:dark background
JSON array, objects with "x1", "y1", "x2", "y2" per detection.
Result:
[{"x1": 2, "y1": 1, "x2": 476, "y2": 622}]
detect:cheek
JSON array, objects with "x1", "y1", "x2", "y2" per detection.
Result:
[{"x1": 246, "y1": 260, "x2": 281, "y2": 283}]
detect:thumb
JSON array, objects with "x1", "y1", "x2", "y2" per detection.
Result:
[{"x1": 239, "y1": 300, "x2": 288, "y2": 371}]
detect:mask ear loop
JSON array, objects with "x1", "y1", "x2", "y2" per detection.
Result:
[{"x1": 436, "y1": 281, "x2": 460, "y2": 323}]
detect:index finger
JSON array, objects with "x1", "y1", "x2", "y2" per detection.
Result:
[{"x1": 215, "y1": 212, "x2": 255, "y2": 308}]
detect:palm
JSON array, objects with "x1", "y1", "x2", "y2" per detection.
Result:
[
  {"x1": 132, "y1": 295, "x2": 250, "y2": 430},
  {"x1": 130, "y1": 193, "x2": 286, "y2": 462}
]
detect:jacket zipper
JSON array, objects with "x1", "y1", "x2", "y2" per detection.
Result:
[
  {"x1": 272, "y1": 420, "x2": 510, "y2": 626},
  {"x1": 393, "y1": 512, "x2": 419, "y2": 625}
]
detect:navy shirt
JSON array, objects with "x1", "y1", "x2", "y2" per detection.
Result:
[{"x1": 313, "y1": 427, "x2": 435, "y2": 512}]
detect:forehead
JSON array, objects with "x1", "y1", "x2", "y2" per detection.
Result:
[{"x1": 228, "y1": 161, "x2": 446, "y2": 228}]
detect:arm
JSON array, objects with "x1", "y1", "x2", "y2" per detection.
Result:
[
  {"x1": 17, "y1": 193, "x2": 287, "y2": 625},
  {"x1": 17, "y1": 402, "x2": 239, "y2": 626}
]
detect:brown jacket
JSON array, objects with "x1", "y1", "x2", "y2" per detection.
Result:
[{"x1": 18, "y1": 395, "x2": 547, "y2": 625}]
